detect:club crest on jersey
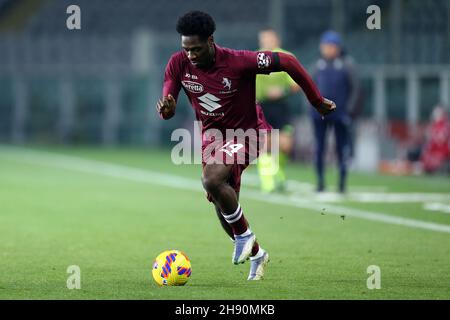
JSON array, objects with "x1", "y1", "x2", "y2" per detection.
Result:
[
  {"x1": 257, "y1": 52, "x2": 271, "y2": 69},
  {"x1": 182, "y1": 80, "x2": 204, "y2": 93},
  {"x1": 222, "y1": 77, "x2": 232, "y2": 91}
]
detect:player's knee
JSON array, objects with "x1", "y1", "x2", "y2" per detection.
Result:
[
  {"x1": 201, "y1": 174, "x2": 223, "y2": 193},
  {"x1": 205, "y1": 191, "x2": 214, "y2": 202}
]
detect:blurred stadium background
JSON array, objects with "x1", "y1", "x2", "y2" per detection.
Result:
[
  {"x1": 0, "y1": 0, "x2": 449, "y2": 174},
  {"x1": 1, "y1": 0, "x2": 450, "y2": 300}
]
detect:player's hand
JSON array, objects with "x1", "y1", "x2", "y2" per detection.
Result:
[
  {"x1": 315, "y1": 97, "x2": 336, "y2": 118},
  {"x1": 156, "y1": 94, "x2": 176, "y2": 119}
]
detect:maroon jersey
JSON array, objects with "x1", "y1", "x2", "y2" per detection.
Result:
[{"x1": 162, "y1": 44, "x2": 277, "y2": 134}]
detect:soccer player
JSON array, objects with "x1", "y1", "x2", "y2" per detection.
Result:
[{"x1": 156, "y1": 11, "x2": 336, "y2": 280}]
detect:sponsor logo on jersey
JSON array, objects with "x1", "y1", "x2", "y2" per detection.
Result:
[
  {"x1": 198, "y1": 93, "x2": 222, "y2": 113},
  {"x1": 184, "y1": 73, "x2": 198, "y2": 80},
  {"x1": 257, "y1": 52, "x2": 271, "y2": 69},
  {"x1": 182, "y1": 80, "x2": 204, "y2": 93},
  {"x1": 200, "y1": 110, "x2": 224, "y2": 117}
]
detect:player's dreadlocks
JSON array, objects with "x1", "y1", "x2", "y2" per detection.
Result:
[{"x1": 176, "y1": 11, "x2": 216, "y2": 41}]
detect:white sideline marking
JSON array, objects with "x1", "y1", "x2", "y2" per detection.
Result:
[
  {"x1": 0, "y1": 147, "x2": 201, "y2": 190},
  {"x1": 244, "y1": 173, "x2": 389, "y2": 193},
  {"x1": 244, "y1": 173, "x2": 450, "y2": 203},
  {"x1": 424, "y1": 203, "x2": 450, "y2": 214},
  {"x1": 1, "y1": 146, "x2": 450, "y2": 234},
  {"x1": 300, "y1": 191, "x2": 450, "y2": 203}
]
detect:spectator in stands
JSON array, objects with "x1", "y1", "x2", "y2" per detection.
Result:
[
  {"x1": 311, "y1": 30, "x2": 360, "y2": 193},
  {"x1": 421, "y1": 105, "x2": 450, "y2": 174}
]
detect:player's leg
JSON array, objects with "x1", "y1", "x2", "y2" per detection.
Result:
[
  {"x1": 257, "y1": 131, "x2": 276, "y2": 192},
  {"x1": 212, "y1": 196, "x2": 267, "y2": 280},
  {"x1": 204, "y1": 134, "x2": 269, "y2": 277},
  {"x1": 276, "y1": 124, "x2": 295, "y2": 191},
  {"x1": 211, "y1": 195, "x2": 263, "y2": 260},
  {"x1": 333, "y1": 117, "x2": 351, "y2": 193},
  {"x1": 248, "y1": 247, "x2": 270, "y2": 280},
  {"x1": 257, "y1": 103, "x2": 277, "y2": 193},
  {"x1": 274, "y1": 103, "x2": 294, "y2": 192},
  {"x1": 202, "y1": 163, "x2": 239, "y2": 214},
  {"x1": 229, "y1": 167, "x2": 269, "y2": 280},
  {"x1": 257, "y1": 102, "x2": 291, "y2": 193},
  {"x1": 205, "y1": 190, "x2": 235, "y2": 239},
  {"x1": 202, "y1": 164, "x2": 256, "y2": 264},
  {"x1": 313, "y1": 117, "x2": 327, "y2": 192},
  {"x1": 213, "y1": 203, "x2": 234, "y2": 240}
]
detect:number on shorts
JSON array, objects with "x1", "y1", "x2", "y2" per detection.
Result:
[{"x1": 220, "y1": 141, "x2": 244, "y2": 156}]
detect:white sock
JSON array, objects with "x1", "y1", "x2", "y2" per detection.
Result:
[
  {"x1": 250, "y1": 247, "x2": 265, "y2": 260},
  {"x1": 236, "y1": 228, "x2": 252, "y2": 238},
  {"x1": 221, "y1": 205, "x2": 243, "y2": 224}
]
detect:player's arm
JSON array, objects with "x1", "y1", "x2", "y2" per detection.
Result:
[
  {"x1": 274, "y1": 52, "x2": 336, "y2": 117},
  {"x1": 156, "y1": 56, "x2": 182, "y2": 120}
]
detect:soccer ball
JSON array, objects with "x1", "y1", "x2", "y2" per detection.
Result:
[{"x1": 152, "y1": 250, "x2": 192, "y2": 286}]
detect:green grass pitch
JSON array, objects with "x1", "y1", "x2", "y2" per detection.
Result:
[{"x1": 0, "y1": 145, "x2": 449, "y2": 299}]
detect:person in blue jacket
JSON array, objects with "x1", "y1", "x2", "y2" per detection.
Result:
[{"x1": 311, "y1": 30, "x2": 360, "y2": 193}]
